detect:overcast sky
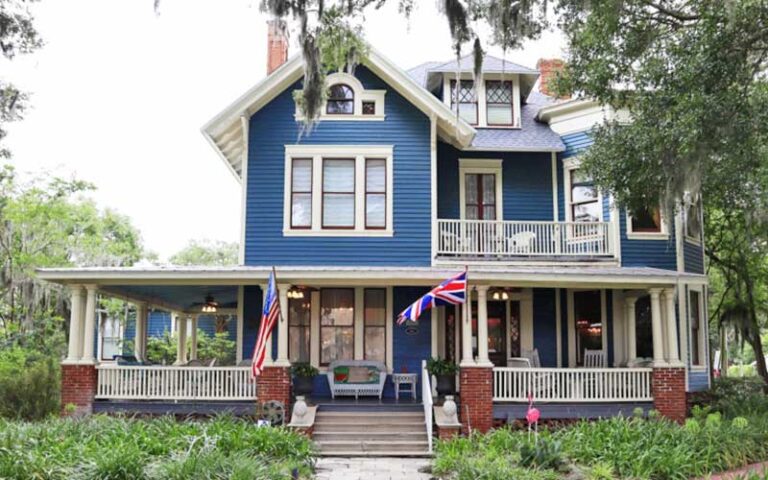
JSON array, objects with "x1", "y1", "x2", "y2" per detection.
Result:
[{"x1": 4, "y1": 0, "x2": 565, "y2": 260}]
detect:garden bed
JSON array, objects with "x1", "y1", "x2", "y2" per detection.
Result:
[{"x1": 0, "y1": 415, "x2": 315, "y2": 479}]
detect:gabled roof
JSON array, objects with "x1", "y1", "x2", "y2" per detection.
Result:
[{"x1": 202, "y1": 49, "x2": 476, "y2": 181}]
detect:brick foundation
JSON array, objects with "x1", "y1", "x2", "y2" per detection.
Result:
[
  {"x1": 459, "y1": 366, "x2": 493, "y2": 434},
  {"x1": 652, "y1": 367, "x2": 686, "y2": 423},
  {"x1": 437, "y1": 425, "x2": 461, "y2": 440},
  {"x1": 61, "y1": 363, "x2": 97, "y2": 416},
  {"x1": 257, "y1": 366, "x2": 291, "y2": 410}
]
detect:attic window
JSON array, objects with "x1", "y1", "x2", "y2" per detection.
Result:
[
  {"x1": 486, "y1": 81, "x2": 513, "y2": 125},
  {"x1": 362, "y1": 101, "x2": 375, "y2": 115},
  {"x1": 327, "y1": 84, "x2": 354, "y2": 114},
  {"x1": 450, "y1": 80, "x2": 477, "y2": 125}
]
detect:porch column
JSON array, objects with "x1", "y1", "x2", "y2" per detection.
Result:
[
  {"x1": 664, "y1": 288, "x2": 682, "y2": 365},
  {"x1": 476, "y1": 285, "x2": 492, "y2": 366},
  {"x1": 460, "y1": 295, "x2": 474, "y2": 366},
  {"x1": 190, "y1": 315, "x2": 198, "y2": 361},
  {"x1": 649, "y1": 288, "x2": 666, "y2": 366},
  {"x1": 275, "y1": 283, "x2": 290, "y2": 366},
  {"x1": 135, "y1": 303, "x2": 147, "y2": 361},
  {"x1": 260, "y1": 284, "x2": 273, "y2": 366},
  {"x1": 65, "y1": 285, "x2": 85, "y2": 363},
  {"x1": 80, "y1": 285, "x2": 98, "y2": 364},
  {"x1": 176, "y1": 313, "x2": 187, "y2": 365},
  {"x1": 624, "y1": 295, "x2": 638, "y2": 362}
]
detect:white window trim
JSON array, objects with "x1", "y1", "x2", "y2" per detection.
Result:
[
  {"x1": 688, "y1": 285, "x2": 706, "y2": 368},
  {"x1": 563, "y1": 158, "x2": 604, "y2": 224},
  {"x1": 309, "y1": 285, "x2": 393, "y2": 373},
  {"x1": 283, "y1": 145, "x2": 394, "y2": 236},
  {"x1": 566, "y1": 288, "x2": 608, "y2": 368},
  {"x1": 684, "y1": 199, "x2": 703, "y2": 245},
  {"x1": 458, "y1": 158, "x2": 504, "y2": 220},
  {"x1": 442, "y1": 73, "x2": 521, "y2": 129},
  {"x1": 294, "y1": 72, "x2": 386, "y2": 121},
  {"x1": 626, "y1": 208, "x2": 669, "y2": 240}
]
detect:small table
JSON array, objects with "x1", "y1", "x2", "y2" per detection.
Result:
[{"x1": 391, "y1": 373, "x2": 418, "y2": 400}]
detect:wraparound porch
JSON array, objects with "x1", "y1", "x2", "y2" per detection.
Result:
[{"x1": 39, "y1": 265, "x2": 706, "y2": 423}]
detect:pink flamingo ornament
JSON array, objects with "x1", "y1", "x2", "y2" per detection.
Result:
[{"x1": 526, "y1": 393, "x2": 541, "y2": 440}]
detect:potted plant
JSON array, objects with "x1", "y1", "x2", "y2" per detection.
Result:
[
  {"x1": 291, "y1": 362, "x2": 319, "y2": 397},
  {"x1": 427, "y1": 357, "x2": 459, "y2": 396}
]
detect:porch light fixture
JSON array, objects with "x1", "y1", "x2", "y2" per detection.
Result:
[
  {"x1": 202, "y1": 295, "x2": 218, "y2": 313},
  {"x1": 287, "y1": 287, "x2": 304, "y2": 300},
  {"x1": 491, "y1": 289, "x2": 510, "y2": 301}
]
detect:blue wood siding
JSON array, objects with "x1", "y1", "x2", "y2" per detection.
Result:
[
  {"x1": 684, "y1": 240, "x2": 705, "y2": 274},
  {"x1": 196, "y1": 315, "x2": 237, "y2": 341},
  {"x1": 123, "y1": 310, "x2": 171, "y2": 347},
  {"x1": 533, "y1": 288, "x2": 557, "y2": 367},
  {"x1": 619, "y1": 211, "x2": 678, "y2": 270},
  {"x1": 688, "y1": 370, "x2": 709, "y2": 392},
  {"x1": 242, "y1": 285, "x2": 262, "y2": 360},
  {"x1": 245, "y1": 66, "x2": 431, "y2": 267},
  {"x1": 437, "y1": 143, "x2": 555, "y2": 220},
  {"x1": 561, "y1": 131, "x2": 593, "y2": 158}
]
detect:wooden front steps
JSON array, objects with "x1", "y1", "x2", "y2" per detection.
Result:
[{"x1": 313, "y1": 408, "x2": 431, "y2": 457}]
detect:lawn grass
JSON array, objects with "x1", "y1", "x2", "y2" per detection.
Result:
[{"x1": 0, "y1": 414, "x2": 315, "y2": 480}]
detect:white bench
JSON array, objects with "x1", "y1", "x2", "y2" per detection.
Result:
[{"x1": 326, "y1": 360, "x2": 387, "y2": 399}]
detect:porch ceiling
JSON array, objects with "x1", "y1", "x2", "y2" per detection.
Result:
[
  {"x1": 37, "y1": 265, "x2": 707, "y2": 290},
  {"x1": 99, "y1": 284, "x2": 239, "y2": 313}
]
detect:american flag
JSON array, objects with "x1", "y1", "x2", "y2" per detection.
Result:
[
  {"x1": 251, "y1": 269, "x2": 281, "y2": 377},
  {"x1": 397, "y1": 270, "x2": 467, "y2": 324}
]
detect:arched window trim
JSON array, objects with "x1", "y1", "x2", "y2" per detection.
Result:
[
  {"x1": 326, "y1": 83, "x2": 355, "y2": 115},
  {"x1": 294, "y1": 72, "x2": 386, "y2": 121}
]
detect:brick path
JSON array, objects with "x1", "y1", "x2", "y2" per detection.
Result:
[{"x1": 314, "y1": 457, "x2": 434, "y2": 480}]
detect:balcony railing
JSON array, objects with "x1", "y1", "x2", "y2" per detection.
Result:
[
  {"x1": 436, "y1": 219, "x2": 615, "y2": 259},
  {"x1": 96, "y1": 364, "x2": 257, "y2": 401},
  {"x1": 492, "y1": 367, "x2": 653, "y2": 402}
]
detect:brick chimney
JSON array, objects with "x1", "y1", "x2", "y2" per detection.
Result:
[
  {"x1": 267, "y1": 19, "x2": 289, "y2": 75},
  {"x1": 536, "y1": 58, "x2": 569, "y2": 99}
]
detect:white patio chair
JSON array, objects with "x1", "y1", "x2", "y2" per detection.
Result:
[
  {"x1": 506, "y1": 357, "x2": 532, "y2": 368},
  {"x1": 506, "y1": 231, "x2": 537, "y2": 254},
  {"x1": 521, "y1": 348, "x2": 542, "y2": 368},
  {"x1": 583, "y1": 349, "x2": 606, "y2": 368}
]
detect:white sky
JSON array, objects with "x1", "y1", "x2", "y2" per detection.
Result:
[{"x1": 4, "y1": 0, "x2": 565, "y2": 260}]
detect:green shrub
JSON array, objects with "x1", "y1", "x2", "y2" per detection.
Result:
[
  {"x1": 691, "y1": 377, "x2": 768, "y2": 417},
  {"x1": 0, "y1": 415, "x2": 315, "y2": 480},
  {"x1": 0, "y1": 347, "x2": 60, "y2": 420},
  {"x1": 144, "y1": 330, "x2": 236, "y2": 365}
]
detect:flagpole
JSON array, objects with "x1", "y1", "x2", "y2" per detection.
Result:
[
  {"x1": 272, "y1": 266, "x2": 285, "y2": 324},
  {"x1": 463, "y1": 265, "x2": 469, "y2": 364}
]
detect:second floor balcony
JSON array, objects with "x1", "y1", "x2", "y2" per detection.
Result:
[{"x1": 436, "y1": 219, "x2": 617, "y2": 263}]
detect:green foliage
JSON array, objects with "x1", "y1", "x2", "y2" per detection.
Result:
[
  {"x1": 168, "y1": 239, "x2": 238, "y2": 266},
  {"x1": 291, "y1": 361, "x2": 319, "y2": 377},
  {"x1": 0, "y1": 415, "x2": 315, "y2": 479},
  {"x1": 435, "y1": 412, "x2": 768, "y2": 480},
  {"x1": 426, "y1": 356, "x2": 459, "y2": 376},
  {"x1": 144, "y1": 329, "x2": 236, "y2": 366},
  {"x1": 0, "y1": 346, "x2": 60, "y2": 420},
  {"x1": 691, "y1": 378, "x2": 768, "y2": 418}
]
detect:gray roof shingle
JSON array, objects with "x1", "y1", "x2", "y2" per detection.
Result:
[{"x1": 430, "y1": 54, "x2": 539, "y2": 75}]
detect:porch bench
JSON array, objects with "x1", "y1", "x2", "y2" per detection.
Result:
[{"x1": 326, "y1": 360, "x2": 387, "y2": 399}]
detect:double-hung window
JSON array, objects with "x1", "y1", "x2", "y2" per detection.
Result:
[
  {"x1": 451, "y1": 80, "x2": 477, "y2": 125},
  {"x1": 284, "y1": 146, "x2": 393, "y2": 235},
  {"x1": 289, "y1": 297, "x2": 311, "y2": 363},
  {"x1": 320, "y1": 288, "x2": 355, "y2": 365},
  {"x1": 568, "y1": 169, "x2": 600, "y2": 223},
  {"x1": 689, "y1": 290, "x2": 704, "y2": 366},
  {"x1": 685, "y1": 199, "x2": 702, "y2": 242},
  {"x1": 363, "y1": 288, "x2": 386, "y2": 362},
  {"x1": 485, "y1": 81, "x2": 513, "y2": 126}
]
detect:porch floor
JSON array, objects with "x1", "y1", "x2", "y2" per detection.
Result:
[
  {"x1": 311, "y1": 396, "x2": 422, "y2": 412},
  {"x1": 92, "y1": 400, "x2": 256, "y2": 416},
  {"x1": 494, "y1": 401, "x2": 654, "y2": 421}
]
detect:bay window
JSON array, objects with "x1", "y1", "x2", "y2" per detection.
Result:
[{"x1": 284, "y1": 146, "x2": 393, "y2": 235}]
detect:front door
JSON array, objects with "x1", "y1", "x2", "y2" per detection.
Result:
[
  {"x1": 465, "y1": 173, "x2": 497, "y2": 220},
  {"x1": 471, "y1": 300, "x2": 507, "y2": 366}
]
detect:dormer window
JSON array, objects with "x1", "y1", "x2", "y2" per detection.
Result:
[
  {"x1": 450, "y1": 80, "x2": 478, "y2": 125},
  {"x1": 326, "y1": 84, "x2": 354, "y2": 115},
  {"x1": 486, "y1": 81, "x2": 513, "y2": 126}
]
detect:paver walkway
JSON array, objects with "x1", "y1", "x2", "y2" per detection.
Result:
[{"x1": 314, "y1": 456, "x2": 434, "y2": 480}]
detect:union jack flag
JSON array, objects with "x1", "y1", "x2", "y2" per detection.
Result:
[
  {"x1": 397, "y1": 270, "x2": 467, "y2": 324},
  {"x1": 252, "y1": 269, "x2": 281, "y2": 377}
]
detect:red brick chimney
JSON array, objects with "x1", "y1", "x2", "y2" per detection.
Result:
[
  {"x1": 536, "y1": 58, "x2": 569, "y2": 99},
  {"x1": 267, "y1": 19, "x2": 289, "y2": 75}
]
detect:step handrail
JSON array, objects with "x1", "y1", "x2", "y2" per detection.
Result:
[{"x1": 421, "y1": 359, "x2": 433, "y2": 453}]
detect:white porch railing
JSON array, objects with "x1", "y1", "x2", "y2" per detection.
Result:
[
  {"x1": 492, "y1": 368, "x2": 653, "y2": 403},
  {"x1": 96, "y1": 365, "x2": 257, "y2": 401},
  {"x1": 436, "y1": 219, "x2": 615, "y2": 258},
  {"x1": 421, "y1": 360, "x2": 433, "y2": 454}
]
